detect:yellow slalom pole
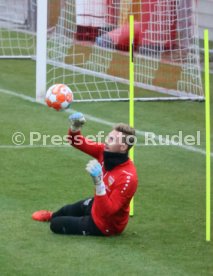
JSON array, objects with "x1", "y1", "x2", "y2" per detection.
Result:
[
  {"x1": 204, "y1": 29, "x2": 211, "y2": 242},
  {"x1": 129, "y1": 15, "x2": 134, "y2": 216}
]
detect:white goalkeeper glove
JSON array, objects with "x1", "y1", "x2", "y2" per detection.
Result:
[
  {"x1": 86, "y1": 160, "x2": 106, "y2": 196},
  {"x1": 68, "y1": 112, "x2": 86, "y2": 132}
]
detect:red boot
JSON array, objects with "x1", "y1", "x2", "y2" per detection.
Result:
[{"x1": 32, "y1": 210, "x2": 53, "y2": 222}]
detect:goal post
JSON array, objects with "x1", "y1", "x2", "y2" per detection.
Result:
[
  {"x1": 0, "y1": 0, "x2": 204, "y2": 102},
  {"x1": 36, "y1": 0, "x2": 47, "y2": 102}
]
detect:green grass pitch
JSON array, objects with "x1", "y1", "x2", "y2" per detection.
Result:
[{"x1": 0, "y1": 59, "x2": 213, "y2": 275}]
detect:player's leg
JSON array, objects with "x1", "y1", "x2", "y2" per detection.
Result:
[
  {"x1": 32, "y1": 198, "x2": 94, "y2": 222},
  {"x1": 50, "y1": 215, "x2": 104, "y2": 236},
  {"x1": 52, "y1": 198, "x2": 94, "y2": 218}
]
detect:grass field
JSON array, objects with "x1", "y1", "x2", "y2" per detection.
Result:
[{"x1": 0, "y1": 59, "x2": 213, "y2": 275}]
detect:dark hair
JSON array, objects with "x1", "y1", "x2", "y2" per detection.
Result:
[{"x1": 114, "y1": 123, "x2": 136, "y2": 151}]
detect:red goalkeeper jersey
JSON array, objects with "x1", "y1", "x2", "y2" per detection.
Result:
[{"x1": 67, "y1": 129, "x2": 138, "y2": 236}]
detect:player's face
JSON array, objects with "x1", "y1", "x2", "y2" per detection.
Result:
[{"x1": 105, "y1": 130, "x2": 128, "y2": 153}]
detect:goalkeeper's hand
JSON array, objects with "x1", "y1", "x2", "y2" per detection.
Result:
[
  {"x1": 86, "y1": 160, "x2": 106, "y2": 196},
  {"x1": 69, "y1": 112, "x2": 86, "y2": 132}
]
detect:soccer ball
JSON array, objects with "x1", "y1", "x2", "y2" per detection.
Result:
[{"x1": 45, "y1": 84, "x2": 73, "y2": 111}]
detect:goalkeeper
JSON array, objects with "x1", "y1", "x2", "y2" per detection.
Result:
[{"x1": 32, "y1": 112, "x2": 138, "y2": 236}]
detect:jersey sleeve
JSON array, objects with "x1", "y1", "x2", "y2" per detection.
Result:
[
  {"x1": 93, "y1": 173, "x2": 137, "y2": 217},
  {"x1": 67, "y1": 128, "x2": 104, "y2": 160}
]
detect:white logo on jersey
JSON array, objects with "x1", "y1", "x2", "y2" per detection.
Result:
[{"x1": 108, "y1": 175, "x2": 115, "y2": 186}]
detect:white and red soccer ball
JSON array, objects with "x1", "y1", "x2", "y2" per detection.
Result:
[{"x1": 45, "y1": 84, "x2": 73, "y2": 111}]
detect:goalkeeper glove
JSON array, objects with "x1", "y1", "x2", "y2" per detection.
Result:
[
  {"x1": 86, "y1": 160, "x2": 106, "y2": 196},
  {"x1": 69, "y1": 112, "x2": 86, "y2": 132}
]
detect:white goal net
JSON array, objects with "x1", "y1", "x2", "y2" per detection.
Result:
[
  {"x1": 0, "y1": 0, "x2": 204, "y2": 101},
  {"x1": 0, "y1": 0, "x2": 36, "y2": 58}
]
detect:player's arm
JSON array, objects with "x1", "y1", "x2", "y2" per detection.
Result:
[
  {"x1": 86, "y1": 160, "x2": 137, "y2": 216},
  {"x1": 94, "y1": 175, "x2": 137, "y2": 217},
  {"x1": 93, "y1": 180, "x2": 136, "y2": 217},
  {"x1": 67, "y1": 113, "x2": 104, "y2": 160}
]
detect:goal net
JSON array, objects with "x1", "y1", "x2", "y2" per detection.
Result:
[
  {"x1": 0, "y1": 0, "x2": 204, "y2": 101},
  {"x1": 0, "y1": 0, "x2": 36, "y2": 58}
]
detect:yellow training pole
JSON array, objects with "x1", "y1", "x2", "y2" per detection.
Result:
[
  {"x1": 204, "y1": 29, "x2": 211, "y2": 242},
  {"x1": 129, "y1": 15, "x2": 134, "y2": 216}
]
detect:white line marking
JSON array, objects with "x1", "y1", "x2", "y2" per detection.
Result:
[
  {"x1": 0, "y1": 145, "x2": 70, "y2": 149},
  {"x1": 0, "y1": 87, "x2": 212, "y2": 158}
]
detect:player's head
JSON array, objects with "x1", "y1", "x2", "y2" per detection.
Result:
[{"x1": 105, "y1": 123, "x2": 136, "y2": 153}]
